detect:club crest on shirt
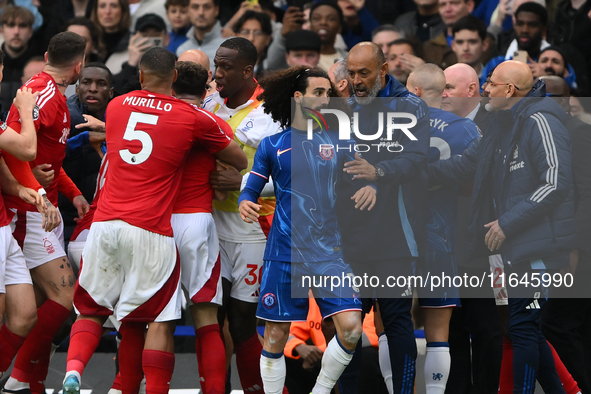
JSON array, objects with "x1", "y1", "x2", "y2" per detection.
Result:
[
  {"x1": 32, "y1": 105, "x2": 39, "y2": 121},
  {"x1": 319, "y1": 144, "x2": 334, "y2": 160},
  {"x1": 261, "y1": 293, "x2": 277, "y2": 309}
]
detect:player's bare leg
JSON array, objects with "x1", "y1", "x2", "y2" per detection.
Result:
[
  {"x1": 0, "y1": 284, "x2": 37, "y2": 375},
  {"x1": 423, "y1": 307, "x2": 453, "y2": 394},
  {"x1": 260, "y1": 321, "x2": 290, "y2": 394},
  {"x1": 4, "y1": 258, "x2": 75, "y2": 393},
  {"x1": 191, "y1": 303, "x2": 226, "y2": 394}
]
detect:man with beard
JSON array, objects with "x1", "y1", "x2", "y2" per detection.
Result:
[
  {"x1": 238, "y1": 66, "x2": 374, "y2": 394},
  {"x1": 532, "y1": 46, "x2": 578, "y2": 91},
  {"x1": 0, "y1": 6, "x2": 45, "y2": 112},
  {"x1": 176, "y1": 0, "x2": 228, "y2": 71},
  {"x1": 386, "y1": 38, "x2": 424, "y2": 86},
  {"x1": 342, "y1": 41, "x2": 430, "y2": 394},
  {"x1": 59, "y1": 63, "x2": 114, "y2": 242},
  {"x1": 428, "y1": 60, "x2": 574, "y2": 394},
  {"x1": 202, "y1": 38, "x2": 282, "y2": 394},
  {"x1": 481, "y1": 2, "x2": 549, "y2": 83}
]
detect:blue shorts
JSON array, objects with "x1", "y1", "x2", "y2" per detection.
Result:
[
  {"x1": 256, "y1": 259, "x2": 362, "y2": 322},
  {"x1": 417, "y1": 250, "x2": 461, "y2": 308}
]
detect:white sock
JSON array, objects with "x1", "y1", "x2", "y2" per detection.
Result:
[
  {"x1": 378, "y1": 334, "x2": 394, "y2": 394},
  {"x1": 63, "y1": 370, "x2": 81, "y2": 384},
  {"x1": 4, "y1": 377, "x2": 30, "y2": 390},
  {"x1": 424, "y1": 342, "x2": 450, "y2": 394},
  {"x1": 260, "y1": 350, "x2": 285, "y2": 394},
  {"x1": 312, "y1": 336, "x2": 354, "y2": 394}
]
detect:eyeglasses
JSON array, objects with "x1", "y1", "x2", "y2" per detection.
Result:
[
  {"x1": 238, "y1": 29, "x2": 268, "y2": 37},
  {"x1": 488, "y1": 80, "x2": 520, "y2": 90}
]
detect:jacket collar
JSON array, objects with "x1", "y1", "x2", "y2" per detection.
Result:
[{"x1": 187, "y1": 20, "x2": 222, "y2": 45}]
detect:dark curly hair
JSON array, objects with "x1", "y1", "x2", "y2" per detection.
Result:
[{"x1": 257, "y1": 66, "x2": 333, "y2": 128}]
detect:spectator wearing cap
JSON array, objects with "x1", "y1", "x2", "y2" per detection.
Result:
[
  {"x1": 176, "y1": 0, "x2": 228, "y2": 71},
  {"x1": 285, "y1": 29, "x2": 321, "y2": 68},
  {"x1": 529, "y1": 46, "x2": 578, "y2": 91},
  {"x1": 107, "y1": 13, "x2": 169, "y2": 93}
]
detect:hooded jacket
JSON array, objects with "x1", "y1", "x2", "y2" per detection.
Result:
[{"x1": 428, "y1": 80, "x2": 574, "y2": 267}]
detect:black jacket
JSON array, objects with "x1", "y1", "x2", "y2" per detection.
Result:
[{"x1": 428, "y1": 81, "x2": 575, "y2": 267}]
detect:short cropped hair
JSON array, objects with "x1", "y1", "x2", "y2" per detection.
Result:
[
  {"x1": 173, "y1": 61, "x2": 209, "y2": 97},
  {"x1": 452, "y1": 15, "x2": 487, "y2": 41},
  {"x1": 47, "y1": 32, "x2": 86, "y2": 68},
  {"x1": 219, "y1": 37, "x2": 258, "y2": 67},
  {"x1": 139, "y1": 47, "x2": 176, "y2": 78}
]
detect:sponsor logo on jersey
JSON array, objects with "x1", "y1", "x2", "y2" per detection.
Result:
[
  {"x1": 0, "y1": 122, "x2": 6, "y2": 131},
  {"x1": 261, "y1": 293, "x2": 277, "y2": 309},
  {"x1": 63, "y1": 112, "x2": 68, "y2": 123},
  {"x1": 59, "y1": 127, "x2": 70, "y2": 144},
  {"x1": 319, "y1": 144, "x2": 335, "y2": 160}
]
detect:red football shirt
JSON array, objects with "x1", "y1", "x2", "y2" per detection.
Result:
[
  {"x1": 4, "y1": 72, "x2": 71, "y2": 211},
  {"x1": 70, "y1": 157, "x2": 109, "y2": 241},
  {"x1": 173, "y1": 109, "x2": 233, "y2": 214},
  {"x1": 93, "y1": 90, "x2": 231, "y2": 236}
]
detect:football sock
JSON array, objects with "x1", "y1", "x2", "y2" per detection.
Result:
[
  {"x1": 312, "y1": 335, "x2": 354, "y2": 394},
  {"x1": 119, "y1": 322, "x2": 146, "y2": 394},
  {"x1": 142, "y1": 350, "x2": 174, "y2": 394},
  {"x1": 196, "y1": 324, "x2": 226, "y2": 394},
  {"x1": 378, "y1": 334, "x2": 393, "y2": 394},
  {"x1": 11, "y1": 301, "x2": 71, "y2": 384},
  {"x1": 424, "y1": 342, "x2": 450, "y2": 394},
  {"x1": 498, "y1": 337, "x2": 513, "y2": 394},
  {"x1": 235, "y1": 334, "x2": 264, "y2": 393},
  {"x1": 65, "y1": 319, "x2": 103, "y2": 377},
  {"x1": 0, "y1": 325, "x2": 26, "y2": 373},
  {"x1": 259, "y1": 350, "x2": 285, "y2": 394}
]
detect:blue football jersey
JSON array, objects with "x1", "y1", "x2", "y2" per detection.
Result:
[
  {"x1": 239, "y1": 127, "x2": 371, "y2": 263},
  {"x1": 427, "y1": 107, "x2": 480, "y2": 252}
]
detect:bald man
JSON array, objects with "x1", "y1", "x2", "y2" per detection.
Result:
[
  {"x1": 428, "y1": 60, "x2": 575, "y2": 394},
  {"x1": 407, "y1": 63, "x2": 480, "y2": 394},
  {"x1": 442, "y1": 63, "x2": 485, "y2": 124},
  {"x1": 177, "y1": 49, "x2": 216, "y2": 97},
  {"x1": 328, "y1": 58, "x2": 352, "y2": 98},
  {"x1": 539, "y1": 75, "x2": 591, "y2": 394},
  {"x1": 342, "y1": 41, "x2": 430, "y2": 394}
]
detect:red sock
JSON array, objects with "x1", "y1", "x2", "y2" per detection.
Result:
[
  {"x1": 29, "y1": 353, "x2": 50, "y2": 394},
  {"x1": 65, "y1": 319, "x2": 103, "y2": 376},
  {"x1": 498, "y1": 337, "x2": 513, "y2": 394},
  {"x1": 548, "y1": 341, "x2": 580, "y2": 394},
  {"x1": 196, "y1": 324, "x2": 226, "y2": 394},
  {"x1": 12, "y1": 300, "x2": 71, "y2": 383},
  {"x1": 142, "y1": 349, "x2": 174, "y2": 394},
  {"x1": 235, "y1": 334, "x2": 264, "y2": 393},
  {"x1": 119, "y1": 322, "x2": 146, "y2": 394},
  {"x1": 112, "y1": 372, "x2": 122, "y2": 391},
  {"x1": 0, "y1": 325, "x2": 25, "y2": 372}
]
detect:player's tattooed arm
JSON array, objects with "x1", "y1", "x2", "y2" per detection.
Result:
[{"x1": 41, "y1": 195, "x2": 61, "y2": 233}]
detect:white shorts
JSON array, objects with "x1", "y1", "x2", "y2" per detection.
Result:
[
  {"x1": 489, "y1": 254, "x2": 508, "y2": 306},
  {"x1": 0, "y1": 225, "x2": 32, "y2": 292},
  {"x1": 75, "y1": 220, "x2": 182, "y2": 322},
  {"x1": 10, "y1": 209, "x2": 66, "y2": 269},
  {"x1": 68, "y1": 239, "x2": 85, "y2": 270},
  {"x1": 172, "y1": 213, "x2": 222, "y2": 306},
  {"x1": 219, "y1": 239, "x2": 266, "y2": 303}
]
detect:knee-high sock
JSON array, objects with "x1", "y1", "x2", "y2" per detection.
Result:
[
  {"x1": 235, "y1": 334, "x2": 264, "y2": 393},
  {"x1": 547, "y1": 342, "x2": 580, "y2": 394},
  {"x1": 424, "y1": 342, "x2": 450, "y2": 394},
  {"x1": 260, "y1": 350, "x2": 285, "y2": 394},
  {"x1": 378, "y1": 334, "x2": 393, "y2": 394},
  {"x1": 142, "y1": 350, "x2": 174, "y2": 394},
  {"x1": 119, "y1": 322, "x2": 146, "y2": 394},
  {"x1": 64, "y1": 319, "x2": 103, "y2": 377},
  {"x1": 0, "y1": 325, "x2": 26, "y2": 373},
  {"x1": 196, "y1": 324, "x2": 226, "y2": 394},
  {"x1": 498, "y1": 337, "x2": 514, "y2": 394},
  {"x1": 312, "y1": 336, "x2": 354, "y2": 394},
  {"x1": 11, "y1": 300, "x2": 71, "y2": 383}
]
